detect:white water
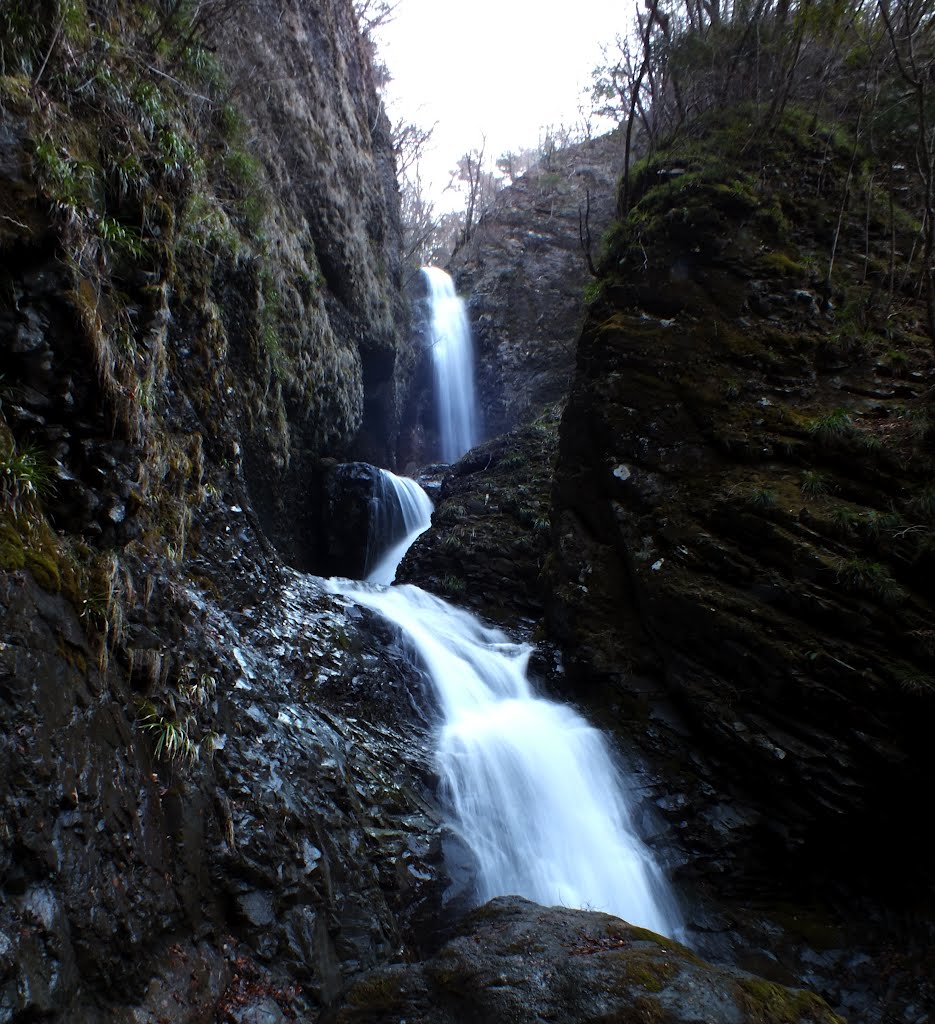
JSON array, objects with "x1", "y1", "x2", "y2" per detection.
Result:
[
  {"x1": 331, "y1": 577, "x2": 680, "y2": 936},
  {"x1": 365, "y1": 470, "x2": 434, "y2": 585},
  {"x1": 422, "y1": 266, "x2": 479, "y2": 463}
]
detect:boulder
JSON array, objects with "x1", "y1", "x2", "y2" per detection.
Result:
[{"x1": 326, "y1": 897, "x2": 843, "y2": 1024}]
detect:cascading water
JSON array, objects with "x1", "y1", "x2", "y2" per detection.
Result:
[
  {"x1": 335, "y1": 284, "x2": 675, "y2": 926},
  {"x1": 422, "y1": 266, "x2": 479, "y2": 463},
  {"x1": 332, "y1": 529, "x2": 680, "y2": 936},
  {"x1": 364, "y1": 470, "x2": 434, "y2": 585}
]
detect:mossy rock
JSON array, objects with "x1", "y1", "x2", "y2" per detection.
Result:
[
  {"x1": 328, "y1": 899, "x2": 842, "y2": 1024},
  {"x1": 737, "y1": 977, "x2": 845, "y2": 1023}
]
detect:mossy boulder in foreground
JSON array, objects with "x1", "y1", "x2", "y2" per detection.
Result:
[{"x1": 326, "y1": 897, "x2": 844, "y2": 1024}]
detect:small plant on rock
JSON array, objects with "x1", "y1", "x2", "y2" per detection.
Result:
[
  {"x1": 801, "y1": 470, "x2": 832, "y2": 496},
  {"x1": 834, "y1": 557, "x2": 904, "y2": 604},
  {"x1": 138, "y1": 701, "x2": 199, "y2": 764},
  {"x1": 899, "y1": 674, "x2": 934, "y2": 695},
  {"x1": 0, "y1": 440, "x2": 53, "y2": 514},
  {"x1": 861, "y1": 509, "x2": 901, "y2": 541},
  {"x1": 809, "y1": 408, "x2": 853, "y2": 445},
  {"x1": 830, "y1": 506, "x2": 860, "y2": 535},
  {"x1": 441, "y1": 574, "x2": 466, "y2": 596},
  {"x1": 910, "y1": 485, "x2": 935, "y2": 522},
  {"x1": 747, "y1": 486, "x2": 777, "y2": 509}
]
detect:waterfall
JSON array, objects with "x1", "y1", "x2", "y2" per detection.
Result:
[
  {"x1": 422, "y1": 266, "x2": 479, "y2": 463},
  {"x1": 329, "y1": 577, "x2": 680, "y2": 937},
  {"x1": 365, "y1": 470, "x2": 434, "y2": 585}
]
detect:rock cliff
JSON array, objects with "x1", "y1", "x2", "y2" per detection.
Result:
[
  {"x1": 399, "y1": 132, "x2": 623, "y2": 623},
  {"x1": 400, "y1": 109, "x2": 935, "y2": 1020},
  {"x1": 545, "y1": 109, "x2": 935, "y2": 1019},
  {"x1": 1, "y1": 1, "x2": 434, "y2": 1019},
  {"x1": 451, "y1": 130, "x2": 623, "y2": 439}
]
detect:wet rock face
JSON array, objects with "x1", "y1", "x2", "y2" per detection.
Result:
[
  {"x1": 397, "y1": 422, "x2": 558, "y2": 630},
  {"x1": 325, "y1": 896, "x2": 843, "y2": 1024},
  {"x1": 316, "y1": 462, "x2": 385, "y2": 579},
  {"x1": 0, "y1": 553, "x2": 448, "y2": 1022}
]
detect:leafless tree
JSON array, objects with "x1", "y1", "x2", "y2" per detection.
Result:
[
  {"x1": 877, "y1": 0, "x2": 935, "y2": 339},
  {"x1": 352, "y1": 0, "x2": 401, "y2": 33},
  {"x1": 393, "y1": 117, "x2": 437, "y2": 179},
  {"x1": 450, "y1": 139, "x2": 501, "y2": 248}
]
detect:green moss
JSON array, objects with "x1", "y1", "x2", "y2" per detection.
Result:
[
  {"x1": 0, "y1": 520, "x2": 27, "y2": 572},
  {"x1": 736, "y1": 977, "x2": 844, "y2": 1023},
  {"x1": 762, "y1": 251, "x2": 805, "y2": 277},
  {"x1": 639, "y1": 933, "x2": 703, "y2": 967},
  {"x1": 23, "y1": 544, "x2": 62, "y2": 590},
  {"x1": 0, "y1": 511, "x2": 84, "y2": 600},
  {"x1": 608, "y1": 951, "x2": 677, "y2": 994},
  {"x1": 346, "y1": 971, "x2": 406, "y2": 1011}
]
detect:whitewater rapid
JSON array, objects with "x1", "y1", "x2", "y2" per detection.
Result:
[{"x1": 329, "y1": 564, "x2": 679, "y2": 936}]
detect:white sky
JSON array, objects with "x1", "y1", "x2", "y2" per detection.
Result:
[{"x1": 376, "y1": 0, "x2": 624, "y2": 209}]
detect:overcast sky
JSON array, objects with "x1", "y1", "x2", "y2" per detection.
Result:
[{"x1": 376, "y1": 0, "x2": 625, "y2": 208}]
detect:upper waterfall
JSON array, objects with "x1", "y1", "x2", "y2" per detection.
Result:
[{"x1": 422, "y1": 266, "x2": 479, "y2": 463}]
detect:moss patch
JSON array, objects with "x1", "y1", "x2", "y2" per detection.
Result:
[{"x1": 736, "y1": 977, "x2": 845, "y2": 1023}]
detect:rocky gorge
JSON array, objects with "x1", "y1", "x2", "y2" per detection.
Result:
[{"x1": 2, "y1": 2, "x2": 934, "y2": 1023}]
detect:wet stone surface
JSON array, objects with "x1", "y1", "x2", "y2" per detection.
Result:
[{"x1": 0, "y1": 549, "x2": 453, "y2": 1022}]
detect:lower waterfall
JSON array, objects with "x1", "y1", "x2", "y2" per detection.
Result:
[
  {"x1": 365, "y1": 469, "x2": 434, "y2": 585},
  {"x1": 331, "y1": 478, "x2": 680, "y2": 937}
]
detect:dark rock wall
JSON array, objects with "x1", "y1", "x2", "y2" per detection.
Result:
[
  {"x1": 398, "y1": 110, "x2": 935, "y2": 1019},
  {"x1": 0, "y1": 2, "x2": 440, "y2": 1019},
  {"x1": 0, "y1": 549, "x2": 447, "y2": 1022},
  {"x1": 545, "y1": 110, "x2": 935, "y2": 1017}
]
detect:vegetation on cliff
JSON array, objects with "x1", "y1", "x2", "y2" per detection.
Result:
[
  {"x1": 0, "y1": 0, "x2": 412, "y2": 683},
  {"x1": 0, "y1": 5, "x2": 446, "y2": 1020},
  {"x1": 594, "y1": 0, "x2": 935, "y2": 336}
]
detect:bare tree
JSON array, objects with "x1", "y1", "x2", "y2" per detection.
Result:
[
  {"x1": 352, "y1": 0, "x2": 400, "y2": 32},
  {"x1": 400, "y1": 165, "x2": 438, "y2": 266},
  {"x1": 877, "y1": 0, "x2": 935, "y2": 339},
  {"x1": 450, "y1": 139, "x2": 501, "y2": 248},
  {"x1": 393, "y1": 117, "x2": 437, "y2": 179}
]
